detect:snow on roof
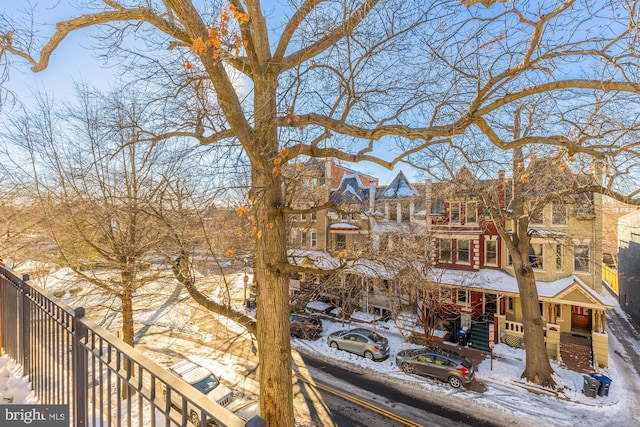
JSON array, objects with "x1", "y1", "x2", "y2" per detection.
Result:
[
  {"x1": 344, "y1": 184, "x2": 363, "y2": 201},
  {"x1": 288, "y1": 249, "x2": 341, "y2": 269},
  {"x1": 350, "y1": 311, "x2": 383, "y2": 323},
  {"x1": 329, "y1": 222, "x2": 360, "y2": 230},
  {"x1": 306, "y1": 301, "x2": 333, "y2": 311},
  {"x1": 529, "y1": 228, "x2": 568, "y2": 237},
  {"x1": 434, "y1": 268, "x2": 614, "y2": 307}
]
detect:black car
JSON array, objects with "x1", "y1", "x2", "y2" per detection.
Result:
[{"x1": 289, "y1": 313, "x2": 323, "y2": 339}]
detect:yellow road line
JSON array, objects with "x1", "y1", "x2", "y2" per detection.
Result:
[{"x1": 295, "y1": 374, "x2": 425, "y2": 427}]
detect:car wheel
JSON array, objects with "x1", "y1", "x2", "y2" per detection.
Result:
[
  {"x1": 189, "y1": 410, "x2": 200, "y2": 426},
  {"x1": 448, "y1": 376, "x2": 462, "y2": 388},
  {"x1": 401, "y1": 362, "x2": 413, "y2": 374},
  {"x1": 364, "y1": 351, "x2": 374, "y2": 360},
  {"x1": 329, "y1": 341, "x2": 339, "y2": 350}
]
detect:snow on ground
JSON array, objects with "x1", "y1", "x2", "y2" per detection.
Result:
[
  {"x1": 3, "y1": 266, "x2": 639, "y2": 426},
  {"x1": 290, "y1": 313, "x2": 639, "y2": 426}
]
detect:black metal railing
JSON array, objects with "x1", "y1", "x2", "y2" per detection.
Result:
[{"x1": 0, "y1": 265, "x2": 263, "y2": 427}]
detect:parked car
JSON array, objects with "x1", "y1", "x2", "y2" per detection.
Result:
[
  {"x1": 327, "y1": 328, "x2": 390, "y2": 360},
  {"x1": 290, "y1": 313, "x2": 323, "y2": 339},
  {"x1": 226, "y1": 399, "x2": 262, "y2": 424},
  {"x1": 395, "y1": 347, "x2": 474, "y2": 388},
  {"x1": 164, "y1": 360, "x2": 234, "y2": 425}
]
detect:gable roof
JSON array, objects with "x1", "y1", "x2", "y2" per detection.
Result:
[
  {"x1": 378, "y1": 171, "x2": 420, "y2": 200},
  {"x1": 331, "y1": 173, "x2": 371, "y2": 205}
]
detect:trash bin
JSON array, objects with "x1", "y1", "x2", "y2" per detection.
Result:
[
  {"x1": 590, "y1": 373, "x2": 612, "y2": 397},
  {"x1": 582, "y1": 375, "x2": 600, "y2": 398},
  {"x1": 457, "y1": 329, "x2": 468, "y2": 346}
]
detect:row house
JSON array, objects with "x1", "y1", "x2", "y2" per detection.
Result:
[
  {"x1": 285, "y1": 159, "x2": 612, "y2": 370},
  {"x1": 423, "y1": 166, "x2": 611, "y2": 369}
]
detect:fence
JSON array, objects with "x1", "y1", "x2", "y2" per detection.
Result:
[
  {"x1": 601, "y1": 263, "x2": 618, "y2": 295},
  {"x1": 0, "y1": 265, "x2": 263, "y2": 427}
]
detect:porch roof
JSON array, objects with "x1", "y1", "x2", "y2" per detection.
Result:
[{"x1": 434, "y1": 268, "x2": 615, "y2": 309}]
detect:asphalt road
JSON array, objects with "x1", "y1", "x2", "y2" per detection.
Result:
[{"x1": 296, "y1": 353, "x2": 502, "y2": 427}]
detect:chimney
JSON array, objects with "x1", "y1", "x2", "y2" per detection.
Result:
[
  {"x1": 425, "y1": 179, "x2": 432, "y2": 228},
  {"x1": 498, "y1": 170, "x2": 505, "y2": 208},
  {"x1": 369, "y1": 181, "x2": 376, "y2": 211}
]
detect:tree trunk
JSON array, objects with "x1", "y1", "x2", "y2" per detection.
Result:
[
  {"x1": 120, "y1": 285, "x2": 136, "y2": 399},
  {"x1": 252, "y1": 72, "x2": 294, "y2": 425},
  {"x1": 253, "y1": 173, "x2": 294, "y2": 425},
  {"x1": 121, "y1": 286, "x2": 135, "y2": 347},
  {"x1": 512, "y1": 254, "x2": 556, "y2": 387}
]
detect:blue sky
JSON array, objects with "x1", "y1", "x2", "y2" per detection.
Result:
[{"x1": 2, "y1": 2, "x2": 419, "y2": 186}]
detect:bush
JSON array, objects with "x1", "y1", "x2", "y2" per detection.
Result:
[
  {"x1": 52, "y1": 290, "x2": 66, "y2": 298},
  {"x1": 69, "y1": 287, "x2": 83, "y2": 296}
]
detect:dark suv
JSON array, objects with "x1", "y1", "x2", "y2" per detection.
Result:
[{"x1": 289, "y1": 313, "x2": 323, "y2": 339}]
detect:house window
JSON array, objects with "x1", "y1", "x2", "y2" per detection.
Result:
[
  {"x1": 301, "y1": 231, "x2": 307, "y2": 247},
  {"x1": 335, "y1": 234, "x2": 346, "y2": 250},
  {"x1": 556, "y1": 244, "x2": 563, "y2": 271},
  {"x1": 431, "y1": 200, "x2": 445, "y2": 217},
  {"x1": 466, "y1": 202, "x2": 477, "y2": 224},
  {"x1": 311, "y1": 212, "x2": 317, "y2": 221},
  {"x1": 555, "y1": 304, "x2": 562, "y2": 319},
  {"x1": 457, "y1": 289, "x2": 467, "y2": 304},
  {"x1": 440, "y1": 288, "x2": 451, "y2": 301},
  {"x1": 481, "y1": 204, "x2": 491, "y2": 218},
  {"x1": 539, "y1": 302, "x2": 544, "y2": 317},
  {"x1": 439, "y1": 239, "x2": 452, "y2": 263},
  {"x1": 574, "y1": 245, "x2": 590, "y2": 272},
  {"x1": 449, "y1": 202, "x2": 460, "y2": 223},
  {"x1": 507, "y1": 250, "x2": 513, "y2": 266},
  {"x1": 389, "y1": 203, "x2": 398, "y2": 221},
  {"x1": 485, "y1": 240, "x2": 497, "y2": 265},
  {"x1": 301, "y1": 213, "x2": 307, "y2": 221},
  {"x1": 529, "y1": 243, "x2": 543, "y2": 269},
  {"x1": 507, "y1": 297, "x2": 514, "y2": 312},
  {"x1": 457, "y1": 239, "x2": 470, "y2": 263},
  {"x1": 290, "y1": 230, "x2": 297, "y2": 246},
  {"x1": 310, "y1": 231, "x2": 317, "y2": 248},
  {"x1": 552, "y1": 203, "x2": 567, "y2": 225},
  {"x1": 529, "y1": 203, "x2": 543, "y2": 224},
  {"x1": 303, "y1": 178, "x2": 318, "y2": 189},
  {"x1": 401, "y1": 202, "x2": 411, "y2": 222}
]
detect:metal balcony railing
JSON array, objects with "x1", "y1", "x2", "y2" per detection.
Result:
[{"x1": 0, "y1": 265, "x2": 264, "y2": 427}]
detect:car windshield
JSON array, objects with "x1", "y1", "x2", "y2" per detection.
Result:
[{"x1": 192, "y1": 375, "x2": 220, "y2": 394}]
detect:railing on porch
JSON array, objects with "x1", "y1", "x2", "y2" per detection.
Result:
[
  {"x1": 497, "y1": 316, "x2": 563, "y2": 361},
  {"x1": 0, "y1": 266, "x2": 263, "y2": 427},
  {"x1": 602, "y1": 263, "x2": 619, "y2": 295}
]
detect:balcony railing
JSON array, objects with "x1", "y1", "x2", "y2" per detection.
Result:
[{"x1": 0, "y1": 265, "x2": 263, "y2": 427}]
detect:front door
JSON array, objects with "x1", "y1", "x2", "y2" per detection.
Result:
[
  {"x1": 571, "y1": 306, "x2": 592, "y2": 332},
  {"x1": 471, "y1": 291, "x2": 483, "y2": 319}
]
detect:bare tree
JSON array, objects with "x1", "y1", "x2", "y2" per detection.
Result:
[
  {"x1": 3, "y1": 1, "x2": 640, "y2": 422},
  {"x1": 3, "y1": 89, "x2": 189, "y2": 350}
]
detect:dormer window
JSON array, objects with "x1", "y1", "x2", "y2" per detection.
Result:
[
  {"x1": 466, "y1": 201, "x2": 477, "y2": 224},
  {"x1": 552, "y1": 203, "x2": 567, "y2": 225},
  {"x1": 449, "y1": 202, "x2": 461, "y2": 224}
]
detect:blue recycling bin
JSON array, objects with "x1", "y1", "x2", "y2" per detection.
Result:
[
  {"x1": 590, "y1": 373, "x2": 611, "y2": 397},
  {"x1": 457, "y1": 329, "x2": 468, "y2": 346}
]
